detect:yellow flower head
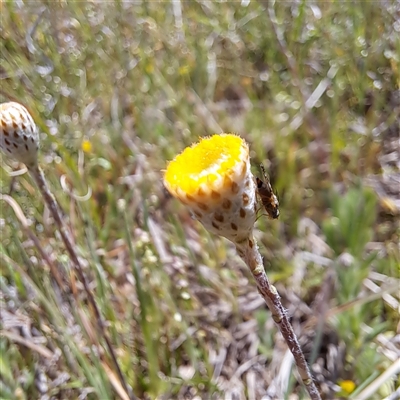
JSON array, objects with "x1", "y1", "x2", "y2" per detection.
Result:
[
  {"x1": 339, "y1": 380, "x2": 356, "y2": 394},
  {"x1": 164, "y1": 134, "x2": 257, "y2": 245},
  {"x1": 81, "y1": 139, "x2": 92, "y2": 153}
]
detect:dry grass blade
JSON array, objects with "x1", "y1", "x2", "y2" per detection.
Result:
[
  {"x1": 357, "y1": 358, "x2": 400, "y2": 400},
  {"x1": 0, "y1": 330, "x2": 53, "y2": 359},
  {"x1": 102, "y1": 362, "x2": 132, "y2": 400}
]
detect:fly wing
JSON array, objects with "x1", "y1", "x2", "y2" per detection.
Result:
[{"x1": 259, "y1": 164, "x2": 273, "y2": 193}]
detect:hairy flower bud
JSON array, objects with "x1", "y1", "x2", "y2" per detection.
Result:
[
  {"x1": 164, "y1": 134, "x2": 258, "y2": 246},
  {"x1": 0, "y1": 102, "x2": 39, "y2": 168}
]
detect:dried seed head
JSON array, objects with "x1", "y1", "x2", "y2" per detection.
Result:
[
  {"x1": 0, "y1": 102, "x2": 39, "y2": 168},
  {"x1": 164, "y1": 134, "x2": 258, "y2": 245}
]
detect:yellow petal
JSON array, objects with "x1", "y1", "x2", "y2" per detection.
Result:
[
  {"x1": 164, "y1": 134, "x2": 257, "y2": 244},
  {"x1": 164, "y1": 134, "x2": 244, "y2": 196}
]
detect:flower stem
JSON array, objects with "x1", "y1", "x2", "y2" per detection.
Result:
[
  {"x1": 29, "y1": 165, "x2": 134, "y2": 400},
  {"x1": 237, "y1": 238, "x2": 321, "y2": 400}
]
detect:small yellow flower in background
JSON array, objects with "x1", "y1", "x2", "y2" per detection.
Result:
[
  {"x1": 81, "y1": 139, "x2": 92, "y2": 153},
  {"x1": 164, "y1": 134, "x2": 257, "y2": 247},
  {"x1": 339, "y1": 380, "x2": 356, "y2": 394},
  {"x1": 178, "y1": 65, "x2": 190, "y2": 76},
  {"x1": 145, "y1": 63, "x2": 154, "y2": 74}
]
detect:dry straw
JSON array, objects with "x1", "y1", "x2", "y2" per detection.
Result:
[
  {"x1": 164, "y1": 133, "x2": 321, "y2": 400},
  {"x1": 0, "y1": 102, "x2": 133, "y2": 399}
]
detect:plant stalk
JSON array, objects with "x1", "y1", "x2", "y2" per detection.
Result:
[
  {"x1": 237, "y1": 237, "x2": 321, "y2": 400},
  {"x1": 29, "y1": 165, "x2": 135, "y2": 400}
]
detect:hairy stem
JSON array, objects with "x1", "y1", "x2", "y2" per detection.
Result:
[{"x1": 237, "y1": 237, "x2": 321, "y2": 400}]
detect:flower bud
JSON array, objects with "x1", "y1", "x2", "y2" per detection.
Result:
[
  {"x1": 164, "y1": 134, "x2": 258, "y2": 246},
  {"x1": 0, "y1": 102, "x2": 39, "y2": 168}
]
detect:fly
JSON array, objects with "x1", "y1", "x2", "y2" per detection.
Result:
[{"x1": 256, "y1": 164, "x2": 279, "y2": 219}]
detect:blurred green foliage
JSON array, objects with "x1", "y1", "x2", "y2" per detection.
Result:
[
  {"x1": 323, "y1": 187, "x2": 377, "y2": 258},
  {"x1": 1, "y1": 1, "x2": 399, "y2": 399}
]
